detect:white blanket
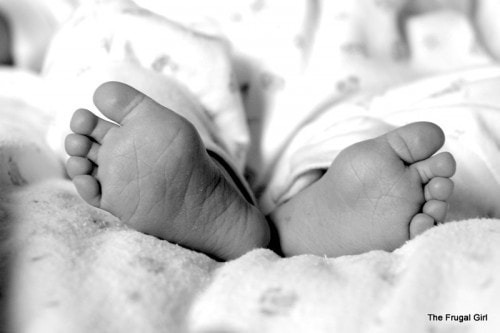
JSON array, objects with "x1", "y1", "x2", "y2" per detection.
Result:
[
  {"x1": 5, "y1": 181, "x2": 500, "y2": 333},
  {"x1": 0, "y1": 69, "x2": 499, "y2": 333}
]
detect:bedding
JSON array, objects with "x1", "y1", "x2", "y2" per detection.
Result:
[
  {"x1": 5, "y1": 181, "x2": 500, "y2": 333},
  {"x1": 0, "y1": 68, "x2": 498, "y2": 333}
]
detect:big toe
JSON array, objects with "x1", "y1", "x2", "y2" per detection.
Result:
[
  {"x1": 385, "y1": 122, "x2": 445, "y2": 163},
  {"x1": 93, "y1": 81, "x2": 162, "y2": 125}
]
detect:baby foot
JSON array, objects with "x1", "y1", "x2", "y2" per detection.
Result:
[
  {"x1": 65, "y1": 81, "x2": 269, "y2": 260},
  {"x1": 271, "y1": 122, "x2": 456, "y2": 257}
]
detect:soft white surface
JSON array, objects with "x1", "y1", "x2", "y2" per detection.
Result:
[{"x1": 4, "y1": 181, "x2": 500, "y2": 333}]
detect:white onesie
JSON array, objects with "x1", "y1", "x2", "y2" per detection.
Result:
[{"x1": 10, "y1": 0, "x2": 500, "y2": 217}]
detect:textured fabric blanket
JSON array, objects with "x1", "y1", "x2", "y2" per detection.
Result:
[
  {"x1": 4, "y1": 181, "x2": 500, "y2": 333},
  {"x1": 0, "y1": 69, "x2": 499, "y2": 333}
]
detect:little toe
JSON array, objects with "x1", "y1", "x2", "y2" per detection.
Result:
[
  {"x1": 423, "y1": 200, "x2": 448, "y2": 223},
  {"x1": 385, "y1": 122, "x2": 445, "y2": 163},
  {"x1": 409, "y1": 213, "x2": 435, "y2": 239},
  {"x1": 424, "y1": 177, "x2": 454, "y2": 201},
  {"x1": 66, "y1": 156, "x2": 94, "y2": 179},
  {"x1": 73, "y1": 175, "x2": 101, "y2": 208},
  {"x1": 70, "y1": 108, "x2": 117, "y2": 143}
]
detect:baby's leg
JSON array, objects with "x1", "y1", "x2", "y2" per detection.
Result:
[
  {"x1": 65, "y1": 82, "x2": 269, "y2": 260},
  {"x1": 271, "y1": 122, "x2": 455, "y2": 257}
]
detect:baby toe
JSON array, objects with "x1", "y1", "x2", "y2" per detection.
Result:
[
  {"x1": 423, "y1": 199, "x2": 448, "y2": 223},
  {"x1": 410, "y1": 213, "x2": 435, "y2": 239},
  {"x1": 73, "y1": 175, "x2": 101, "y2": 208},
  {"x1": 424, "y1": 177, "x2": 454, "y2": 201},
  {"x1": 66, "y1": 156, "x2": 94, "y2": 179}
]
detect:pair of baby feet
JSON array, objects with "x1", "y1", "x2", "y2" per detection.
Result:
[{"x1": 65, "y1": 82, "x2": 456, "y2": 260}]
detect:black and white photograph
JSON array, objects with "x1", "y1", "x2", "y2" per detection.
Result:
[{"x1": 0, "y1": 0, "x2": 498, "y2": 332}]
